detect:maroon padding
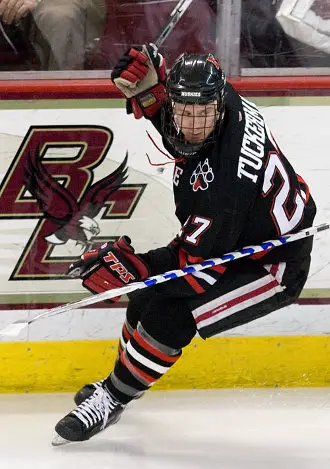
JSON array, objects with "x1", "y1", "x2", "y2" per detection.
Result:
[{"x1": 0, "y1": 297, "x2": 327, "y2": 310}]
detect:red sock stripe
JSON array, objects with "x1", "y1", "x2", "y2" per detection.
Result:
[
  {"x1": 120, "y1": 351, "x2": 156, "y2": 386},
  {"x1": 133, "y1": 330, "x2": 179, "y2": 364},
  {"x1": 122, "y1": 323, "x2": 131, "y2": 342}
]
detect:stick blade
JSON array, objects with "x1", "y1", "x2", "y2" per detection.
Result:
[{"x1": 0, "y1": 320, "x2": 29, "y2": 337}]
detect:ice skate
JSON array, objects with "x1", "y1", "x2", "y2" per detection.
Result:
[
  {"x1": 52, "y1": 384, "x2": 125, "y2": 445},
  {"x1": 74, "y1": 379, "x2": 105, "y2": 405}
]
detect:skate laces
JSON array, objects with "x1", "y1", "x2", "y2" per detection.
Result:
[
  {"x1": 72, "y1": 387, "x2": 121, "y2": 430},
  {"x1": 92, "y1": 379, "x2": 105, "y2": 389}
]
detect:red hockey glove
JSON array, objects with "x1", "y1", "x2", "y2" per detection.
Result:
[
  {"x1": 111, "y1": 43, "x2": 167, "y2": 119},
  {"x1": 67, "y1": 236, "x2": 150, "y2": 302}
]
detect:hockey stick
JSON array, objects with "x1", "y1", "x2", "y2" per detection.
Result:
[
  {"x1": 0, "y1": 222, "x2": 328, "y2": 338},
  {"x1": 154, "y1": 0, "x2": 194, "y2": 47}
]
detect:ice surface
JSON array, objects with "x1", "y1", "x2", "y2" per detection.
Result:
[{"x1": 1, "y1": 388, "x2": 330, "y2": 469}]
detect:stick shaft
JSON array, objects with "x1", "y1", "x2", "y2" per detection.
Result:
[
  {"x1": 154, "y1": 0, "x2": 194, "y2": 46},
  {"x1": 25, "y1": 222, "x2": 329, "y2": 327}
]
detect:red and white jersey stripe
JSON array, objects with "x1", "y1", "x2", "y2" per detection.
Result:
[{"x1": 192, "y1": 263, "x2": 286, "y2": 332}]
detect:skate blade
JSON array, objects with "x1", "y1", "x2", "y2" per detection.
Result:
[{"x1": 51, "y1": 433, "x2": 72, "y2": 446}]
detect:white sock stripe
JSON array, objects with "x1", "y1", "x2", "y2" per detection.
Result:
[
  {"x1": 126, "y1": 341, "x2": 170, "y2": 375},
  {"x1": 120, "y1": 336, "x2": 126, "y2": 349},
  {"x1": 192, "y1": 274, "x2": 274, "y2": 320},
  {"x1": 197, "y1": 281, "x2": 284, "y2": 329},
  {"x1": 125, "y1": 319, "x2": 134, "y2": 335}
]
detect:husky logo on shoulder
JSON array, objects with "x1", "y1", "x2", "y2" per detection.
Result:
[{"x1": 190, "y1": 158, "x2": 214, "y2": 192}]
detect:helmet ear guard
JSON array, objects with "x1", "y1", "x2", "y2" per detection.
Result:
[{"x1": 161, "y1": 53, "x2": 227, "y2": 159}]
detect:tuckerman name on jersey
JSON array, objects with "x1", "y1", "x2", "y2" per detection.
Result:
[{"x1": 237, "y1": 97, "x2": 266, "y2": 184}]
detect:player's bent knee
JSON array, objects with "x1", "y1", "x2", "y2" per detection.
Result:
[{"x1": 140, "y1": 296, "x2": 196, "y2": 349}]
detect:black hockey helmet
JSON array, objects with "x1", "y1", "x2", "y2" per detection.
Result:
[{"x1": 161, "y1": 53, "x2": 226, "y2": 158}]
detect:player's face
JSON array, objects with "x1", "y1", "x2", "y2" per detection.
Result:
[{"x1": 173, "y1": 101, "x2": 219, "y2": 143}]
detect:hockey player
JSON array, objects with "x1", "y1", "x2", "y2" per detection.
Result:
[{"x1": 53, "y1": 44, "x2": 316, "y2": 445}]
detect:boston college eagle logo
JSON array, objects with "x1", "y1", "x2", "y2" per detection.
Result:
[
  {"x1": 0, "y1": 125, "x2": 146, "y2": 280},
  {"x1": 24, "y1": 149, "x2": 128, "y2": 249}
]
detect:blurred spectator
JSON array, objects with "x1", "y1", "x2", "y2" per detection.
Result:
[
  {"x1": 240, "y1": 0, "x2": 330, "y2": 68},
  {"x1": 0, "y1": 0, "x2": 37, "y2": 25},
  {"x1": 0, "y1": 0, "x2": 328, "y2": 72},
  {"x1": 0, "y1": 0, "x2": 106, "y2": 70},
  {"x1": 240, "y1": 0, "x2": 303, "y2": 67},
  {"x1": 87, "y1": 0, "x2": 216, "y2": 69},
  {"x1": 32, "y1": 0, "x2": 106, "y2": 70},
  {"x1": 0, "y1": 19, "x2": 39, "y2": 70},
  {"x1": 0, "y1": 0, "x2": 40, "y2": 70},
  {"x1": 95, "y1": 0, "x2": 327, "y2": 72},
  {"x1": 276, "y1": 0, "x2": 330, "y2": 66}
]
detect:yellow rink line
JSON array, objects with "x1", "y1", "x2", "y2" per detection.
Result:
[{"x1": 0, "y1": 335, "x2": 330, "y2": 393}]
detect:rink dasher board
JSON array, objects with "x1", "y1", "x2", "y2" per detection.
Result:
[
  {"x1": 0, "y1": 97, "x2": 329, "y2": 391},
  {"x1": 0, "y1": 332, "x2": 330, "y2": 392}
]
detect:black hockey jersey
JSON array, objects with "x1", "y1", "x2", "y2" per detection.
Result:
[{"x1": 141, "y1": 83, "x2": 316, "y2": 294}]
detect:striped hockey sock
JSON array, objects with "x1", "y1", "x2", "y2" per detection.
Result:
[
  {"x1": 73, "y1": 317, "x2": 137, "y2": 406},
  {"x1": 105, "y1": 322, "x2": 182, "y2": 403},
  {"x1": 117, "y1": 318, "x2": 135, "y2": 356}
]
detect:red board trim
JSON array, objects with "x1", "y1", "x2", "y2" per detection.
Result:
[{"x1": 1, "y1": 76, "x2": 330, "y2": 99}]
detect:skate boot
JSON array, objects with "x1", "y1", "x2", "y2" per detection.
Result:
[
  {"x1": 74, "y1": 379, "x2": 105, "y2": 406},
  {"x1": 75, "y1": 378, "x2": 144, "y2": 405},
  {"x1": 52, "y1": 384, "x2": 125, "y2": 445}
]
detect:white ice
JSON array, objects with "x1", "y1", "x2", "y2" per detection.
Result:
[{"x1": 1, "y1": 388, "x2": 330, "y2": 469}]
